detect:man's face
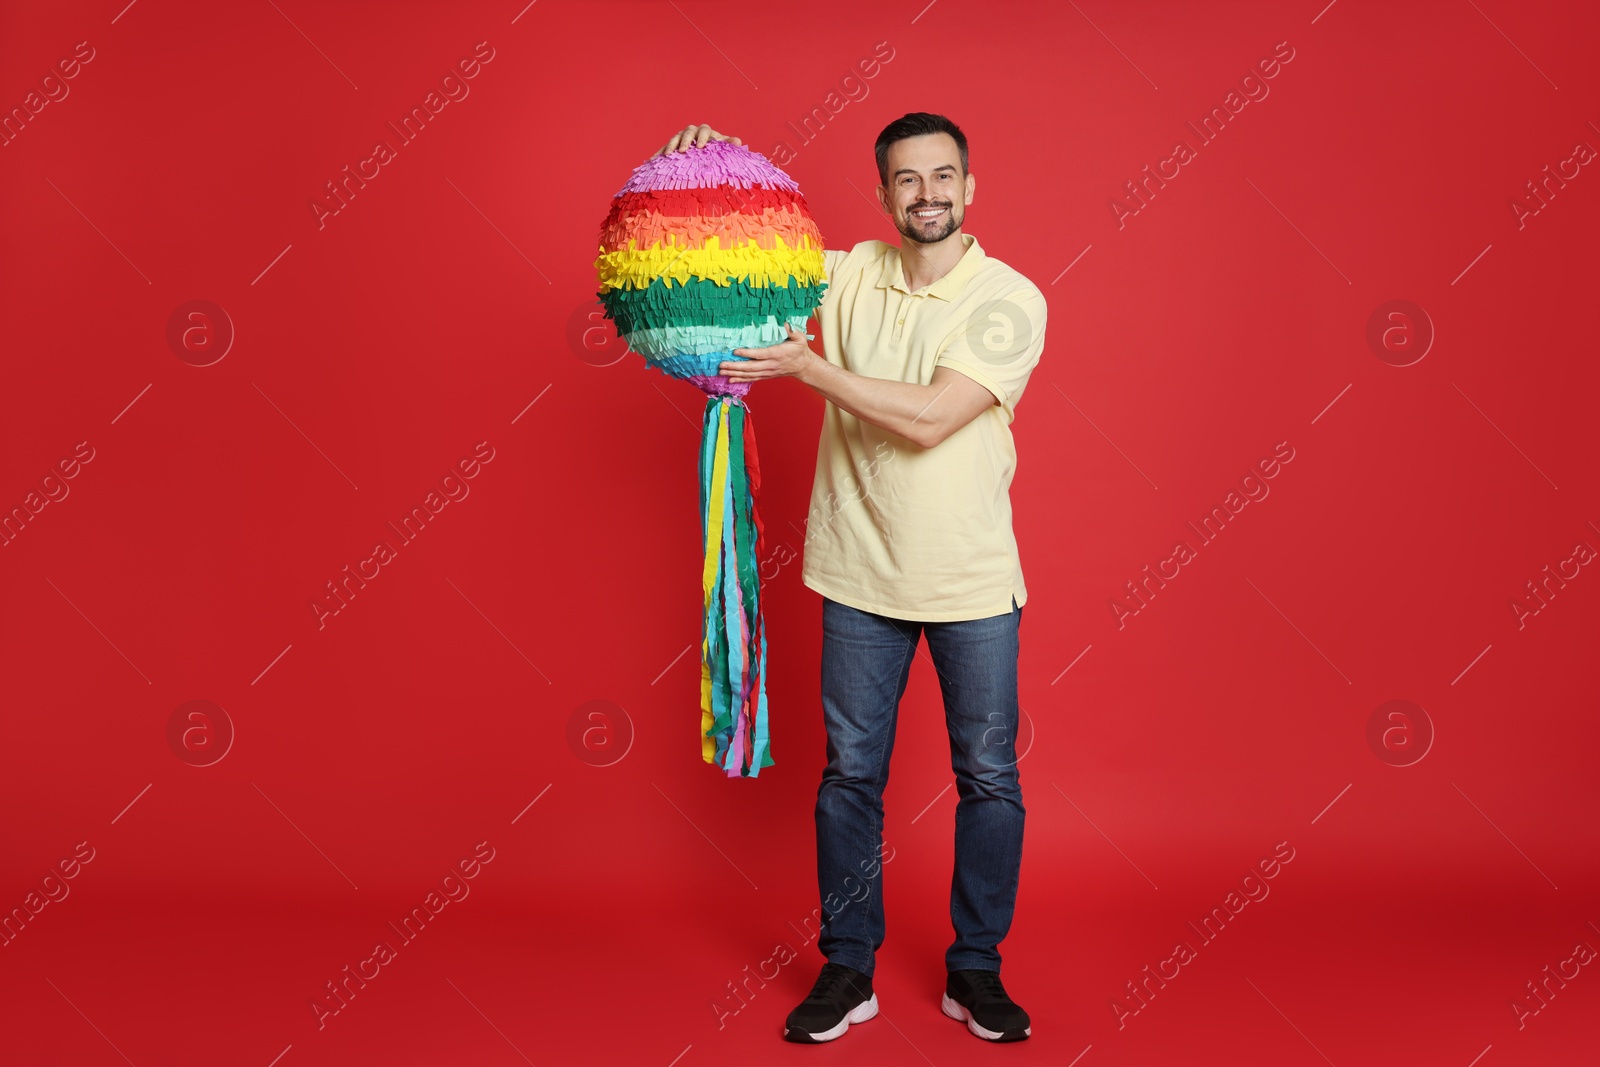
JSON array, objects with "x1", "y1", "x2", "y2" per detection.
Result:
[{"x1": 879, "y1": 132, "x2": 973, "y2": 246}]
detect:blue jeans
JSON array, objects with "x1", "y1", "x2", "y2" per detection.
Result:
[{"x1": 813, "y1": 594, "x2": 1025, "y2": 978}]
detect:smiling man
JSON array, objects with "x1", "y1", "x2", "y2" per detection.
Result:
[{"x1": 656, "y1": 113, "x2": 1047, "y2": 1045}]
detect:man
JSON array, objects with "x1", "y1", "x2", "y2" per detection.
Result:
[{"x1": 655, "y1": 113, "x2": 1046, "y2": 1044}]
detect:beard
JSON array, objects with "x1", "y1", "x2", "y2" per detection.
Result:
[{"x1": 897, "y1": 202, "x2": 960, "y2": 244}]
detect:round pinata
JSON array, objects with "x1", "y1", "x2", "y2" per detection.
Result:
[{"x1": 593, "y1": 140, "x2": 829, "y2": 777}]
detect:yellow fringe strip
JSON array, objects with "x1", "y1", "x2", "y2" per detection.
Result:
[{"x1": 596, "y1": 232, "x2": 826, "y2": 293}]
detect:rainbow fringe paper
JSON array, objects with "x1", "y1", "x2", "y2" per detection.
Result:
[{"x1": 594, "y1": 141, "x2": 827, "y2": 777}]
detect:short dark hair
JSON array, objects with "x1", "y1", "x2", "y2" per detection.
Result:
[{"x1": 874, "y1": 112, "x2": 968, "y2": 187}]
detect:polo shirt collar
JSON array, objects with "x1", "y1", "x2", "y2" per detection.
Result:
[{"x1": 877, "y1": 232, "x2": 985, "y2": 300}]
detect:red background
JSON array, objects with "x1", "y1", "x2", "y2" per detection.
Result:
[{"x1": 2, "y1": 1, "x2": 1597, "y2": 1064}]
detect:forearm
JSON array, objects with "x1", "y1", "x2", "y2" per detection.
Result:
[{"x1": 796, "y1": 353, "x2": 939, "y2": 447}]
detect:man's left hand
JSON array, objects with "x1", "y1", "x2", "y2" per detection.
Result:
[{"x1": 721, "y1": 322, "x2": 815, "y2": 382}]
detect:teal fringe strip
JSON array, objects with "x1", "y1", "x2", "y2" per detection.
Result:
[{"x1": 701, "y1": 396, "x2": 773, "y2": 778}]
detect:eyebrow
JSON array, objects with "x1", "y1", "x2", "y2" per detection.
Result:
[{"x1": 892, "y1": 164, "x2": 958, "y2": 177}]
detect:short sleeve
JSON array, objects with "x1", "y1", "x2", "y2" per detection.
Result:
[
  {"x1": 934, "y1": 285, "x2": 1048, "y2": 418},
  {"x1": 815, "y1": 248, "x2": 848, "y2": 312}
]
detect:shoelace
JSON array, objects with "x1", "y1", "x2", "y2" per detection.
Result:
[
  {"x1": 963, "y1": 970, "x2": 1010, "y2": 1004},
  {"x1": 806, "y1": 964, "x2": 865, "y2": 1004}
]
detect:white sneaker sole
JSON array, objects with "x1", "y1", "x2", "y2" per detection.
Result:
[
  {"x1": 941, "y1": 992, "x2": 1032, "y2": 1041},
  {"x1": 787, "y1": 992, "x2": 879, "y2": 1042}
]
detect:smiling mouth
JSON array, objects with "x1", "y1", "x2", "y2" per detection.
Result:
[{"x1": 911, "y1": 205, "x2": 948, "y2": 220}]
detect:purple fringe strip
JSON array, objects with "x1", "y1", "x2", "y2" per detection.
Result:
[{"x1": 615, "y1": 140, "x2": 802, "y2": 198}]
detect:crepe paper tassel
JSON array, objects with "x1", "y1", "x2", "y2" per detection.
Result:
[{"x1": 594, "y1": 141, "x2": 827, "y2": 777}]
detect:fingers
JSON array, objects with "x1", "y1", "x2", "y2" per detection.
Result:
[
  {"x1": 667, "y1": 124, "x2": 707, "y2": 154},
  {"x1": 655, "y1": 124, "x2": 742, "y2": 156},
  {"x1": 654, "y1": 127, "x2": 689, "y2": 157},
  {"x1": 720, "y1": 356, "x2": 781, "y2": 380}
]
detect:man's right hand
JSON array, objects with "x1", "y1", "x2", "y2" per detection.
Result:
[{"x1": 653, "y1": 124, "x2": 743, "y2": 157}]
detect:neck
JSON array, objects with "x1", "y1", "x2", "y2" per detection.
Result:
[{"x1": 900, "y1": 230, "x2": 967, "y2": 291}]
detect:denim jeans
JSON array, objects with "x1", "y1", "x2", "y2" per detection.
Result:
[{"x1": 814, "y1": 594, "x2": 1025, "y2": 978}]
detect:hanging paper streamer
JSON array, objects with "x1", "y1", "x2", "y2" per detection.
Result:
[{"x1": 594, "y1": 141, "x2": 827, "y2": 778}]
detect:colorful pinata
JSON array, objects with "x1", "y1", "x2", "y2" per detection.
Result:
[{"x1": 594, "y1": 140, "x2": 828, "y2": 777}]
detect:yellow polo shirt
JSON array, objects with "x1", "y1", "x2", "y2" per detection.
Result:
[{"x1": 800, "y1": 232, "x2": 1048, "y2": 622}]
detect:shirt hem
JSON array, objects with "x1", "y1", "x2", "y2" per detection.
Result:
[
  {"x1": 933, "y1": 355, "x2": 1007, "y2": 407},
  {"x1": 803, "y1": 574, "x2": 1021, "y2": 623}
]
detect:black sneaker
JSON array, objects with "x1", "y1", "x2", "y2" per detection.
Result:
[
  {"x1": 782, "y1": 961, "x2": 878, "y2": 1043},
  {"x1": 942, "y1": 969, "x2": 1031, "y2": 1041}
]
